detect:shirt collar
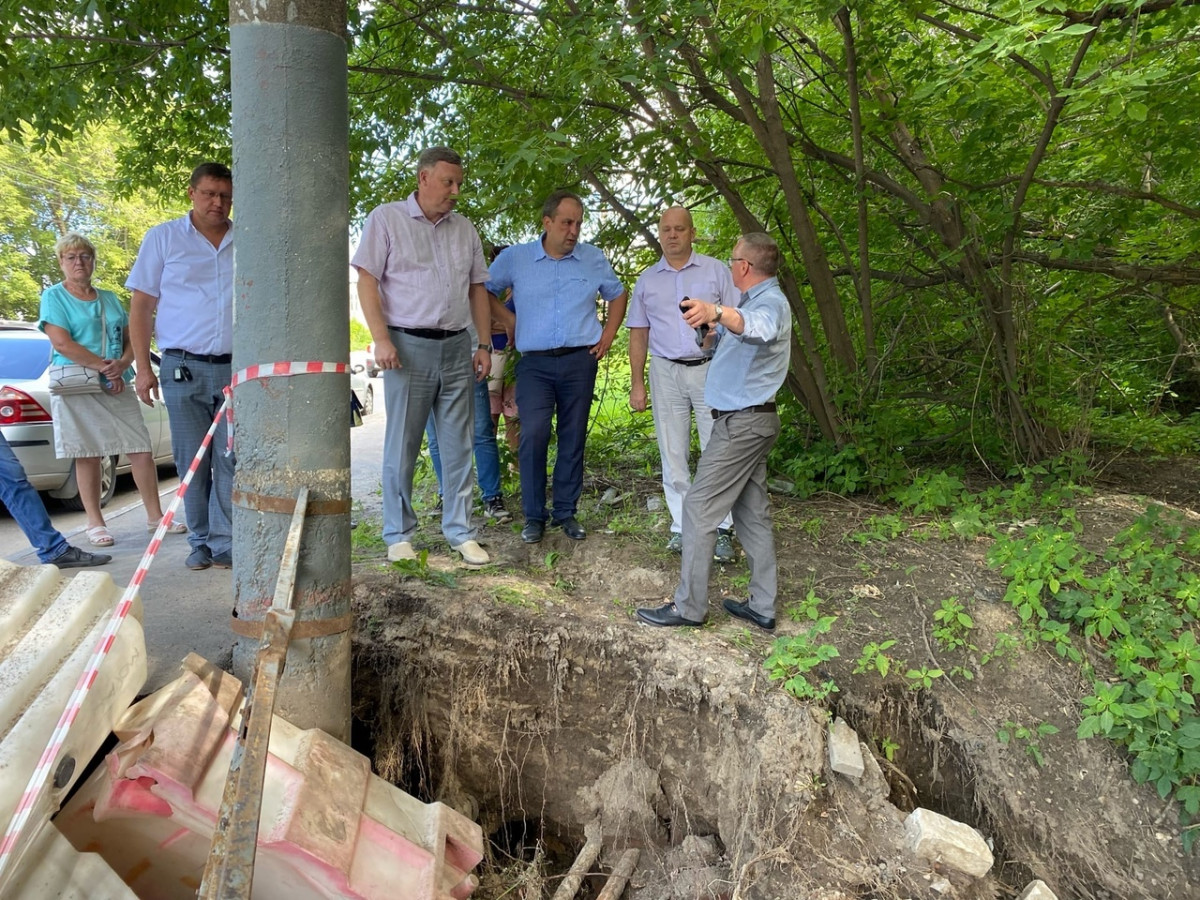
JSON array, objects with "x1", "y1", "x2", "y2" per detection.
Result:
[
  {"x1": 743, "y1": 276, "x2": 779, "y2": 301},
  {"x1": 654, "y1": 250, "x2": 701, "y2": 273},
  {"x1": 405, "y1": 192, "x2": 450, "y2": 225},
  {"x1": 535, "y1": 233, "x2": 578, "y2": 262}
]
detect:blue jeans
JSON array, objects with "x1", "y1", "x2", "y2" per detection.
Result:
[
  {"x1": 0, "y1": 432, "x2": 70, "y2": 562},
  {"x1": 516, "y1": 348, "x2": 598, "y2": 523},
  {"x1": 427, "y1": 376, "x2": 502, "y2": 502}
]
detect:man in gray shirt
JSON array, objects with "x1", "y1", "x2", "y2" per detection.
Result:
[{"x1": 637, "y1": 232, "x2": 791, "y2": 630}]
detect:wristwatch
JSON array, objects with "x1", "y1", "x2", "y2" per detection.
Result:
[
  {"x1": 713, "y1": 302, "x2": 724, "y2": 324},
  {"x1": 477, "y1": 343, "x2": 490, "y2": 352}
]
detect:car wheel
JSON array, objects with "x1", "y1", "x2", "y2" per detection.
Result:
[
  {"x1": 60, "y1": 455, "x2": 118, "y2": 511},
  {"x1": 363, "y1": 385, "x2": 374, "y2": 417}
]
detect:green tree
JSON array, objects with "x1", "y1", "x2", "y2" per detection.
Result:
[
  {"x1": 4, "y1": 0, "x2": 1198, "y2": 459},
  {"x1": 0, "y1": 124, "x2": 180, "y2": 318}
]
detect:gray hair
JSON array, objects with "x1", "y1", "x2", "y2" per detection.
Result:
[
  {"x1": 417, "y1": 147, "x2": 463, "y2": 172},
  {"x1": 738, "y1": 232, "x2": 780, "y2": 276},
  {"x1": 55, "y1": 231, "x2": 96, "y2": 259}
]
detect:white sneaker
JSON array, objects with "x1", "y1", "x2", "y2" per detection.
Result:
[
  {"x1": 387, "y1": 541, "x2": 416, "y2": 562},
  {"x1": 452, "y1": 539, "x2": 490, "y2": 566}
]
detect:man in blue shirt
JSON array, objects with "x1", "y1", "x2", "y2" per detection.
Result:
[
  {"x1": 486, "y1": 191, "x2": 627, "y2": 543},
  {"x1": 637, "y1": 233, "x2": 791, "y2": 630}
]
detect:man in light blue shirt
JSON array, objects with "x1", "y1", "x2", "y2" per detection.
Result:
[
  {"x1": 628, "y1": 207, "x2": 739, "y2": 560},
  {"x1": 486, "y1": 191, "x2": 627, "y2": 543},
  {"x1": 638, "y1": 233, "x2": 791, "y2": 631}
]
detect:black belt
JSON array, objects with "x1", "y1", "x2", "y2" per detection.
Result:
[
  {"x1": 524, "y1": 345, "x2": 589, "y2": 358},
  {"x1": 161, "y1": 348, "x2": 232, "y2": 365},
  {"x1": 666, "y1": 356, "x2": 709, "y2": 367},
  {"x1": 387, "y1": 326, "x2": 466, "y2": 340},
  {"x1": 712, "y1": 402, "x2": 777, "y2": 419}
]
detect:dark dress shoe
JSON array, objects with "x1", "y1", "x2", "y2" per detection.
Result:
[
  {"x1": 723, "y1": 598, "x2": 775, "y2": 631},
  {"x1": 521, "y1": 521, "x2": 545, "y2": 543},
  {"x1": 553, "y1": 516, "x2": 586, "y2": 540},
  {"x1": 637, "y1": 602, "x2": 706, "y2": 628}
]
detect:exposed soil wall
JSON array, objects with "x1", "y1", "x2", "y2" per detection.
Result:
[{"x1": 349, "y1": 481, "x2": 1200, "y2": 899}]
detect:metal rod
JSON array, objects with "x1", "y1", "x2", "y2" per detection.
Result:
[
  {"x1": 198, "y1": 489, "x2": 308, "y2": 898},
  {"x1": 550, "y1": 834, "x2": 603, "y2": 900},
  {"x1": 595, "y1": 848, "x2": 640, "y2": 900}
]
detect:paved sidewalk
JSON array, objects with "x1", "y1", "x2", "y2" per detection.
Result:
[{"x1": 5, "y1": 497, "x2": 234, "y2": 694}]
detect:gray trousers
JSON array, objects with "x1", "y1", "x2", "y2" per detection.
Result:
[
  {"x1": 673, "y1": 409, "x2": 780, "y2": 621},
  {"x1": 159, "y1": 355, "x2": 234, "y2": 556},
  {"x1": 381, "y1": 330, "x2": 476, "y2": 546}
]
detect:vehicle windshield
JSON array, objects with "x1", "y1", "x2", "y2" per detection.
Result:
[{"x1": 0, "y1": 335, "x2": 51, "y2": 381}]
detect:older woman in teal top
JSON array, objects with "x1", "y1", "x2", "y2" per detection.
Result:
[{"x1": 37, "y1": 232, "x2": 185, "y2": 547}]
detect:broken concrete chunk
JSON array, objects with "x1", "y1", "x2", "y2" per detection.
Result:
[
  {"x1": 1017, "y1": 880, "x2": 1058, "y2": 900},
  {"x1": 904, "y1": 807, "x2": 994, "y2": 877},
  {"x1": 828, "y1": 717, "x2": 865, "y2": 779}
]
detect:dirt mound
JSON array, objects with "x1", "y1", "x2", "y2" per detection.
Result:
[{"x1": 350, "y1": 483, "x2": 1199, "y2": 899}]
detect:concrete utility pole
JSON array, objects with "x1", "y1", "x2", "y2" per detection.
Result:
[{"x1": 229, "y1": 0, "x2": 352, "y2": 740}]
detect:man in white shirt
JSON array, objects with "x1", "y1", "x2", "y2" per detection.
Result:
[
  {"x1": 128, "y1": 162, "x2": 235, "y2": 572},
  {"x1": 351, "y1": 147, "x2": 493, "y2": 566},
  {"x1": 628, "y1": 207, "x2": 739, "y2": 561}
]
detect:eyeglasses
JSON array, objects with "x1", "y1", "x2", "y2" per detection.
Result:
[
  {"x1": 63, "y1": 254, "x2": 95, "y2": 264},
  {"x1": 730, "y1": 256, "x2": 753, "y2": 268}
]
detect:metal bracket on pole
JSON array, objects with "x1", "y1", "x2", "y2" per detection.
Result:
[{"x1": 199, "y1": 486, "x2": 309, "y2": 899}]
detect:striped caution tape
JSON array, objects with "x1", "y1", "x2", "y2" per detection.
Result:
[
  {"x1": 224, "y1": 361, "x2": 348, "y2": 455},
  {"x1": 0, "y1": 393, "x2": 225, "y2": 882},
  {"x1": 0, "y1": 359, "x2": 346, "y2": 882}
]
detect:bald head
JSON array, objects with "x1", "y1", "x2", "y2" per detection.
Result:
[{"x1": 658, "y1": 206, "x2": 696, "y2": 268}]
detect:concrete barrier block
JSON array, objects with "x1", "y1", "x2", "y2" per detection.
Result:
[
  {"x1": 828, "y1": 717, "x2": 865, "y2": 779},
  {"x1": 904, "y1": 807, "x2": 994, "y2": 877}
]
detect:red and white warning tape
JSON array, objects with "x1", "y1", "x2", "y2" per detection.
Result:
[{"x1": 0, "y1": 359, "x2": 345, "y2": 880}]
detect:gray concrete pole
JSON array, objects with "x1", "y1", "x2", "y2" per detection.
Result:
[{"x1": 229, "y1": 0, "x2": 351, "y2": 740}]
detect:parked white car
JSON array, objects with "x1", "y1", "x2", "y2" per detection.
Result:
[{"x1": 0, "y1": 322, "x2": 174, "y2": 509}]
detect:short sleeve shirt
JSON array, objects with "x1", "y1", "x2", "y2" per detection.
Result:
[
  {"x1": 485, "y1": 238, "x2": 624, "y2": 352},
  {"x1": 626, "y1": 252, "x2": 738, "y2": 360},
  {"x1": 351, "y1": 193, "x2": 489, "y2": 330},
  {"x1": 38, "y1": 284, "x2": 133, "y2": 382}
]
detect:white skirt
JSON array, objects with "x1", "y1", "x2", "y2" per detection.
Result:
[{"x1": 51, "y1": 386, "x2": 153, "y2": 459}]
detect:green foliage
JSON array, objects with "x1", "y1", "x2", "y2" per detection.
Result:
[
  {"x1": 989, "y1": 504, "x2": 1200, "y2": 842},
  {"x1": 998, "y1": 720, "x2": 1060, "y2": 768},
  {"x1": 764, "y1": 615, "x2": 840, "y2": 703},
  {"x1": 932, "y1": 596, "x2": 977, "y2": 654},
  {"x1": 904, "y1": 665, "x2": 944, "y2": 691},
  {"x1": 349, "y1": 319, "x2": 372, "y2": 351},
  {"x1": 854, "y1": 639, "x2": 897, "y2": 678},
  {"x1": 388, "y1": 550, "x2": 459, "y2": 587},
  {"x1": 0, "y1": 125, "x2": 176, "y2": 319}
]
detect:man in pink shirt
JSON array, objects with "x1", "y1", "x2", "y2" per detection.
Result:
[{"x1": 351, "y1": 148, "x2": 493, "y2": 566}]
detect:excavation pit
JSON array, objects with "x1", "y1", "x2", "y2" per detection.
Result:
[{"x1": 348, "y1": 492, "x2": 1200, "y2": 899}]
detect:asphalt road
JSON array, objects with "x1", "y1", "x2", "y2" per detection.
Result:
[{"x1": 0, "y1": 377, "x2": 387, "y2": 692}]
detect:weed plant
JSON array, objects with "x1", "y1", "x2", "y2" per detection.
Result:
[{"x1": 988, "y1": 504, "x2": 1200, "y2": 849}]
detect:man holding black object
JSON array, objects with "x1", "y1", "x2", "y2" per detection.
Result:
[
  {"x1": 637, "y1": 233, "x2": 791, "y2": 630},
  {"x1": 627, "y1": 206, "x2": 739, "y2": 558}
]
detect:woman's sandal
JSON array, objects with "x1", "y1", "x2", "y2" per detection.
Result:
[
  {"x1": 148, "y1": 518, "x2": 188, "y2": 535},
  {"x1": 87, "y1": 525, "x2": 115, "y2": 547}
]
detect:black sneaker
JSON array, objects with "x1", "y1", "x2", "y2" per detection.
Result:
[
  {"x1": 483, "y1": 496, "x2": 512, "y2": 523},
  {"x1": 51, "y1": 545, "x2": 112, "y2": 569},
  {"x1": 186, "y1": 546, "x2": 213, "y2": 570},
  {"x1": 425, "y1": 495, "x2": 444, "y2": 517},
  {"x1": 714, "y1": 529, "x2": 735, "y2": 563}
]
